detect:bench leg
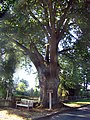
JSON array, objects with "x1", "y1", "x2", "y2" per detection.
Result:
[
  {"x1": 16, "y1": 104, "x2": 17, "y2": 108},
  {"x1": 28, "y1": 105, "x2": 29, "y2": 110}
]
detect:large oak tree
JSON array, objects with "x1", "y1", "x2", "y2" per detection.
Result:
[{"x1": 0, "y1": 0, "x2": 90, "y2": 107}]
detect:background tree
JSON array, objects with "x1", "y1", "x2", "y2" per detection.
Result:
[
  {"x1": 0, "y1": 47, "x2": 17, "y2": 99},
  {"x1": 58, "y1": 55, "x2": 82, "y2": 97},
  {"x1": 16, "y1": 79, "x2": 29, "y2": 95},
  {"x1": 58, "y1": 0, "x2": 90, "y2": 98}
]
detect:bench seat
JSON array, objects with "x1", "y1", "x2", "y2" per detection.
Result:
[{"x1": 16, "y1": 99, "x2": 33, "y2": 109}]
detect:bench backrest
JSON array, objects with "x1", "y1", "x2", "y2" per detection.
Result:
[{"x1": 21, "y1": 99, "x2": 33, "y2": 106}]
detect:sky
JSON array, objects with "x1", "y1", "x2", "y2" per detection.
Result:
[{"x1": 13, "y1": 63, "x2": 37, "y2": 89}]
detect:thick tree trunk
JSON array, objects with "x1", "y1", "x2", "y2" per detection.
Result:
[
  {"x1": 38, "y1": 67, "x2": 60, "y2": 107},
  {"x1": 37, "y1": 36, "x2": 60, "y2": 107}
]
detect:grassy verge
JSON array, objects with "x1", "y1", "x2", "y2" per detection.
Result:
[{"x1": 64, "y1": 98, "x2": 90, "y2": 107}]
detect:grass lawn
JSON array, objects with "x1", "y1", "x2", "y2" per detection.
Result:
[{"x1": 64, "y1": 98, "x2": 90, "y2": 107}]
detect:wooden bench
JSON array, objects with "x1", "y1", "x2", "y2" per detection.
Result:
[{"x1": 16, "y1": 99, "x2": 33, "y2": 109}]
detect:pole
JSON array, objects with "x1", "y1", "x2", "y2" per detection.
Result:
[{"x1": 49, "y1": 92, "x2": 52, "y2": 110}]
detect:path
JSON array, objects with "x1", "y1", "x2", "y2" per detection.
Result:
[{"x1": 40, "y1": 105, "x2": 90, "y2": 120}]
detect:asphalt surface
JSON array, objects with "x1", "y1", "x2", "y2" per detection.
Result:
[{"x1": 40, "y1": 105, "x2": 90, "y2": 120}]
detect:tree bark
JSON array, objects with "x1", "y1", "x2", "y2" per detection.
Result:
[
  {"x1": 35, "y1": 32, "x2": 60, "y2": 107},
  {"x1": 37, "y1": 65, "x2": 60, "y2": 107}
]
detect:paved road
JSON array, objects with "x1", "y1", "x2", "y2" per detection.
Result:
[{"x1": 42, "y1": 105, "x2": 90, "y2": 120}]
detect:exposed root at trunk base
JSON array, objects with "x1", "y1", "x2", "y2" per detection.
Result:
[
  {"x1": 36, "y1": 104, "x2": 46, "y2": 109},
  {"x1": 52, "y1": 102, "x2": 64, "y2": 109},
  {"x1": 36, "y1": 102, "x2": 64, "y2": 109}
]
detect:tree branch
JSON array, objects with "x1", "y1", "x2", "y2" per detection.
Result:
[
  {"x1": 38, "y1": 1, "x2": 52, "y2": 36},
  {"x1": 42, "y1": 3, "x2": 51, "y2": 34},
  {"x1": 57, "y1": 18, "x2": 69, "y2": 43},
  {"x1": 58, "y1": 47, "x2": 74, "y2": 54},
  {"x1": 13, "y1": 40, "x2": 27, "y2": 53},
  {"x1": 69, "y1": 33, "x2": 78, "y2": 40},
  {"x1": 56, "y1": 0, "x2": 74, "y2": 41},
  {"x1": 14, "y1": 39, "x2": 45, "y2": 68},
  {"x1": 48, "y1": 0, "x2": 55, "y2": 32},
  {"x1": 29, "y1": 42, "x2": 44, "y2": 65},
  {"x1": 29, "y1": 10, "x2": 50, "y2": 39},
  {"x1": 7, "y1": 35, "x2": 45, "y2": 69}
]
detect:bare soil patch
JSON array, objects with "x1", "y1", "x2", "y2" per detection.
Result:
[{"x1": 0, "y1": 106, "x2": 69, "y2": 120}]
